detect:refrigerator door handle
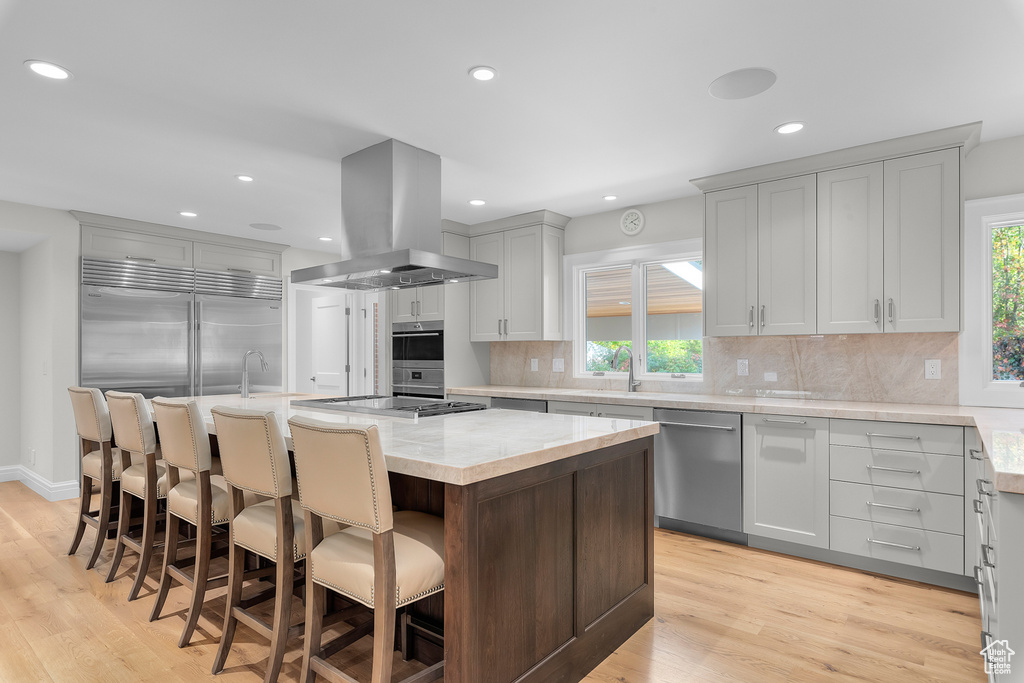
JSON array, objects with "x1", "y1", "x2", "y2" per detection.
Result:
[
  {"x1": 195, "y1": 300, "x2": 203, "y2": 396},
  {"x1": 187, "y1": 302, "x2": 195, "y2": 396}
]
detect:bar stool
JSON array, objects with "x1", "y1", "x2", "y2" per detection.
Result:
[
  {"x1": 148, "y1": 398, "x2": 235, "y2": 647},
  {"x1": 105, "y1": 390, "x2": 190, "y2": 600},
  {"x1": 209, "y1": 406, "x2": 308, "y2": 683},
  {"x1": 288, "y1": 416, "x2": 445, "y2": 683},
  {"x1": 67, "y1": 387, "x2": 134, "y2": 570}
]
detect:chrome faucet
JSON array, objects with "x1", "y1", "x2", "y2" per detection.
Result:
[
  {"x1": 611, "y1": 345, "x2": 641, "y2": 392},
  {"x1": 241, "y1": 349, "x2": 269, "y2": 399}
]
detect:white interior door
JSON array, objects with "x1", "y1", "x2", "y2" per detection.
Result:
[{"x1": 311, "y1": 294, "x2": 349, "y2": 396}]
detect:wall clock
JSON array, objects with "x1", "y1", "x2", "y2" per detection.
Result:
[{"x1": 620, "y1": 209, "x2": 645, "y2": 236}]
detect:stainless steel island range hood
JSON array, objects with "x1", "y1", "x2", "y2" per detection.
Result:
[{"x1": 291, "y1": 139, "x2": 497, "y2": 291}]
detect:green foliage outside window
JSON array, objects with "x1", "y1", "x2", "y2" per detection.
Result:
[
  {"x1": 992, "y1": 225, "x2": 1024, "y2": 380},
  {"x1": 586, "y1": 339, "x2": 703, "y2": 374}
]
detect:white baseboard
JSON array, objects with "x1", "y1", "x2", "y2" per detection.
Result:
[{"x1": 0, "y1": 465, "x2": 78, "y2": 502}]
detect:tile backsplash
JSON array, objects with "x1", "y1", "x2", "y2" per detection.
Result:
[{"x1": 489, "y1": 333, "x2": 959, "y2": 405}]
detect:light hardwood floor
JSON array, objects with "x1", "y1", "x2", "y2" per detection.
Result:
[{"x1": 0, "y1": 481, "x2": 985, "y2": 682}]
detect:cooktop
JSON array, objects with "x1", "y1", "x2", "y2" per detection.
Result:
[{"x1": 290, "y1": 395, "x2": 487, "y2": 418}]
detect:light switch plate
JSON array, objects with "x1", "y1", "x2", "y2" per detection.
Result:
[
  {"x1": 531, "y1": 358, "x2": 539, "y2": 372},
  {"x1": 737, "y1": 359, "x2": 749, "y2": 376},
  {"x1": 552, "y1": 358, "x2": 564, "y2": 372},
  {"x1": 764, "y1": 371, "x2": 778, "y2": 382},
  {"x1": 925, "y1": 359, "x2": 941, "y2": 380}
]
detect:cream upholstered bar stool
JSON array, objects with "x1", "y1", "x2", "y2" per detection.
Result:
[
  {"x1": 148, "y1": 398, "x2": 237, "y2": 647},
  {"x1": 288, "y1": 416, "x2": 445, "y2": 683},
  {"x1": 210, "y1": 405, "x2": 309, "y2": 683},
  {"x1": 104, "y1": 390, "x2": 190, "y2": 600},
  {"x1": 67, "y1": 386, "x2": 135, "y2": 570}
]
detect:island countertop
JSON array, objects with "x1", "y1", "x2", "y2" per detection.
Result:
[{"x1": 158, "y1": 393, "x2": 659, "y2": 486}]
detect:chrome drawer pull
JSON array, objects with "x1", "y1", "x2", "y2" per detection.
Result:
[
  {"x1": 125, "y1": 255, "x2": 157, "y2": 262},
  {"x1": 866, "y1": 464, "x2": 920, "y2": 475},
  {"x1": 866, "y1": 538, "x2": 920, "y2": 551},
  {"x1": 974, "y1": 499, "x2": 985, "y2": 514},
  {"x1": 865, "y1": 432, "x2": 920, "y2": 440},
  {"x1": 974, "y1": 565, "x2": 984, "y2": 585},
  {"x1": 762, "y1": 418, "x2": 806, "y2": 425},
  {"x1": 866, "y1": 501, "x2": 919, "y2": 513},
  {"x1": 969, "y1": 448, "x2": 984, "y2": 461},
  {"x1": 663, "y1": 422, "x2": 736, "y2": 431},
  {"x1": 977, "y1": 479, "x2": 996, "y2": 497},
  {"x1": 982, "y1": 544, "x2": 996, "y2": 568}
]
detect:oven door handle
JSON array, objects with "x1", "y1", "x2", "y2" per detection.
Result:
[
  {"x1": 393, "y1": 332, "x2": 442, "y2": 338},
  {"x1": 392, "y1": 383, "x2": 443, "y2": 389}
]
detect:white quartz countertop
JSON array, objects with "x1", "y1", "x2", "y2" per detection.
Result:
[
  {"x1": 159, "y1": 393, "x2": 659, "y2": 486},
  {"x1": 450, "y1": 385, "x2": 1024, "y2": 495}
]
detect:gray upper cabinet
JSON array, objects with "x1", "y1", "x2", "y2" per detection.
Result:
[
  {"x1": 882, "y1": 148, "x2": 960, "y2": 333},
  {"x1": 817, "y1": 162, "x2": 885, "y2": 334},
  {"x1": 391, "y1": 285, "x2": 444, "y2": 323},
  {"x1": 82, "y1": 225, "x2": 193, "y2": 268},
  {"x1": 704, "y1": 185, "x2": 758, "y2": 336},
  {"x1": 193, "y1": 241, "x2": 281, "y2": 278},
  {"x1": 757, "y1": 175, "x2": 817, "y2": 335}
]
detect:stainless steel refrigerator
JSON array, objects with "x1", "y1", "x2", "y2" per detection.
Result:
[{"x1": 80, "y1": 258, "x2": 282, "y2": 398}]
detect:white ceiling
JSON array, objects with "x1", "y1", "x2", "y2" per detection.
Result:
[{"x1": 1, "y1": 1, "x2": 1023, "y2": 251}]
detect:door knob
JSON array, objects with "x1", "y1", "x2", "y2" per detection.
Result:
[{"x1": 309, "y1": 376, "x2": 316, "y2": 382}]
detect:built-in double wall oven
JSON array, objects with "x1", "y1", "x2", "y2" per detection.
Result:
[{"x1": 392, "y1": 320, "x2": 444, "y2": 398}]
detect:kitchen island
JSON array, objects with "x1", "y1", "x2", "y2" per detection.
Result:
[{"x1": 168, "y1": 393, "x2": 660, "y2": 683}]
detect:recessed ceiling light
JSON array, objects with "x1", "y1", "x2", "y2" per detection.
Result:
[
  {"x1": 179, "y1": 211, "x2": 197, "y2": 218},
  {"x1": 322, "y1": 279, "x2": 333, "y2": 283},
  {"x1": 450, "y1": 279, "x2": 459, "y2": 283},
  {"x1": 25, "y1": 60, "x2": 72, "y2": 80},
  {"x1": 391, "y1": 286, "x2": 399, "y2": 290},
  {"x1": 235, "y1": 175, "x2": 254, "y2": 182},
  {"x1": 469, "y1": 66, "x2": 496, "y2": 81},
  {"x1": 318, "y1": 236, "x2": 333, "y2": 241},
  {"x1": 469, "y1": 199, "x2": 486, "y2": 206},
  {"x1": 775, "y1": 121, "x2": 805, "y2": 135},
  {"x1": 249, "y1": 223, "x2": 282, "y2": 231},
  {"x1": 380, "y1": 269, "x2": 392, "y2": 274},
  {"x1": 708, "y1": 67, "x2": 776, "y2": 100},
  {"x1": 604, "y1": 195, "x2": 617, "y2": 201}
]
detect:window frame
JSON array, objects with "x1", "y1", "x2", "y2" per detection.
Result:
[
  {"x1": 565, "y1": 238, "x2": 704, "y2": 383},
  {"x1": 961, "y1": 193, "x2": 1024, "y2": 408}
]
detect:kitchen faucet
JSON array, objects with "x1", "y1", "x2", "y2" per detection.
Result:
[
  {"x1": 241, "y1": 349, "x2": 269, "y2": 399},
  {"x1": 611, "y1": 345, "x2": 641, "y2": 392}
]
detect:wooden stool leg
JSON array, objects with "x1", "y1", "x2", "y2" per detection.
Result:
[
  {"x1": 150, "y1": 513, "x2": 180, "y2": 621},
  {"x1": 264, "y1": 550, "x2": 294, "y2": 683},
  {"x1": 128, "y1": 488, "x2": 159, "y2": 601},
  {"x1": 179, "y1": 511, "x2": 211, "y2": 647},
  {"x1": 105, "y1": 488, "x2": 132, "y2": 583},
  {"x1": 300, "y1": 578, "x2": 325, "y2": 683},
  {"x1": 86, "y1": 475, "x2": 114, "y2": 570},
  {"x1": 212, "y1": 541, "x2": 245, "y2": 674},
  {"x1": 68, "y1": 471, "x2": 91, "y2": 556},
  {"x1": 371, "y1": 531, "x2": 397, "y2": 683}
]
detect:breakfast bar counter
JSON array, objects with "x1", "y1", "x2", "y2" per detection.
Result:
[{"x1": 164, "y1": 393, "x2": 660, "y2": 683}]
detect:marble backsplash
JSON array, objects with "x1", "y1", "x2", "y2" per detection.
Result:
[{"x1": 489, "y1": 333, "x2": 960, "y2": 405}]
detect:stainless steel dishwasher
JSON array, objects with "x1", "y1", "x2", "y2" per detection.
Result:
[{"x1": 654, "y1": 409, "x2": 746, "y2": 544}]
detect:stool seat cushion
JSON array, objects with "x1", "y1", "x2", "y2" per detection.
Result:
[
  {"x1": 121, "y1": 459, "x2": 194, "y2": 499},
  {"x1": 82, "y1": 448, "x2": 140, "y2": 482},
  {"x1": 232, "y1": 498, "x2": 342, "y2": 562},
  {"x1": 168, "y1": 475, "x2": 265, "y2": 526},
  {"x1": 310, "y1": 510, "x2": 444, "y2": 609}
]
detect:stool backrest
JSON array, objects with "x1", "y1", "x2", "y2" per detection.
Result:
[
  {"x1": 211, "y1": 406, "x2": 291, "y2": 499},
  {"x1": 288, "y1": 417, "x2": 394, "y2": 534},
  {"x1": 152, "y1": 399, "x2": 212, "y2": 473},
  {"x1": 105, "y1": 390, "x2": 156, "y2": 455},
  {"x1": 67, "y1": 386, "x2": 112, "y2": 443}
]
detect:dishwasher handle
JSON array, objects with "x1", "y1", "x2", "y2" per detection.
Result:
[{"x1": 661, "y1": 421, "x2": 735, "y2": 431}]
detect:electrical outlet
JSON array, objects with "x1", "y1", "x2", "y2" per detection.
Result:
[
  {"x1": 530, "y1": 358, "x2": 539, "y2": 372},
  {"x1": 737, "y1": 359, "x2": 749, "y2": 376},
  {"x1": 552, "y1": 358, "x2": 565, "y2": 373},
  {"x1": 925, "y1": 359, "x2": 941, "y2": 380},
  {"x1": 29, "y1": 448, "x2": 36, "y2": 466},
  {"x1": 764, "y1": 371, "x2": 778, "y2": 382}
]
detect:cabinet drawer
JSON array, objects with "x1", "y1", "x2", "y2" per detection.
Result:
[
  {"x1": 829, "y1": 419, "x2": 963, "y2": 456},
  {"x1": 829, "y1": 481, "x2": 963, "y2": 534},
  {"x1": 829, "y1": 516, "x2": 964, "y2": 574},
  {"x1": 829, "y1": 445, "x2": 963, "y2": 494},
  {"x1": 547, "y1": 401, "x2": 653, "y2": 421},
  {"x1": 82, "y1": 226, "x2": 192, "y2": 268},
  {"x1": 193, "y1": 242, "x2": 281, "y2": 277}
]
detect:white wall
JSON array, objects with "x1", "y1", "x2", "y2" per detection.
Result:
[
  {"x1": 0, "y1": 200, "x2": 81, "y2": 494},
  {"x1": 964, "y1": 134, "x2": 1024, "y2": 200},
  {"x1": 442, "y1": 230, "x2": 489, "y2": 387},
  {"x1": 0, "y1": 252, "x2": 20, "y2": 468},
  {"x1": 565, "y1": 195, "x2": 703, "y2": 255}
]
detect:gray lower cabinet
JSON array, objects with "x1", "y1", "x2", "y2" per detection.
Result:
[
  {"x1": 742, "y1": 413, "x2": 830, "y2": 548},
  {"x1": 547, "y1": 400, "x2": 653, "y2": 421}
]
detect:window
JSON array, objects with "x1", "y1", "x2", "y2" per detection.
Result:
[
  {"x1": 571, "y1": 240, "x2": 703, "y2": 381},
  {"x1": 961, "y1": 196, "x2": 1024, "y2": 407}
]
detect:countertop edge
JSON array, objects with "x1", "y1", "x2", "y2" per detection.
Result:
[{"x1": 451, "y1": 385, "x2": 1024, "y2": 494}]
